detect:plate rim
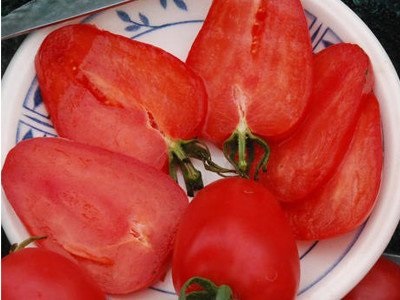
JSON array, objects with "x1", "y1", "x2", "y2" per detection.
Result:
[{"x1": 2, "y1": 0, "x2": 400, "y2": 299}]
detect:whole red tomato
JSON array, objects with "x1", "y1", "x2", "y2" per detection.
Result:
[
  {"x1": 343, "y1": 256, "x2": 400, "y2": 299},
  {"x1": 2, "y1": 247, "x2": 105, "y2": 300},
  {"x1": 172, "y1": 177, "x2": 300, "y2": 300}
]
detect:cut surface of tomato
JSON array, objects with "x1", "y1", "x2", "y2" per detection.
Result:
[
  {"x1": 35, "y1": 24, "x2": 207, "y2": 175},
  {"x1": 187, "y1": 0, "x2": 313, "y2": 145},
  {"x1": 172, "y1": 177, "x2": 299, "y2": 300},
  {"x1": 261, "y1": 43, "x2": 372, "y2": 202},
  {"x1": 1, "y1": 137, "x2": 189, "y2": 294},
  {"x1": 283, "y1": 93, "x2": 383, "y2": 240}
]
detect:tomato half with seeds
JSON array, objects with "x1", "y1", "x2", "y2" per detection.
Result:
[
  {"x1": 35, "y1": 24, "x2": 216, "y2": 195},
  {"x1": 187, "y1": 0, "x2": 313, "y2": 176},
  {"x1": 172, "y1": 177, "x2": 300, "y2": 300},
  {"x1": 1, "y1": 137, "x2": 189, "y2": 294},
  {"x1": 283, "y1": 93, "x2": 383, "y2": 240},
  {"x1": 2, "y1": 246, "x2": 106, "y2": 300},
  {"x1": 261, "y1": 43, "x2": 373, "y2": 202}
]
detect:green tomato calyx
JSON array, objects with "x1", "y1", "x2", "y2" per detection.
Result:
[
  {"x1": 179, "y1": 276, "x2": 233, "y2": 300},
  {"x1": 223, "y1": 122, "x2": 270, "y2": 179},
  {"x1": 168, "y1": 139, "x2": 236, "y2": 197}
]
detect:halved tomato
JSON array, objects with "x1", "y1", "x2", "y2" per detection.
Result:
[
  {"x1": 186, "y1": 0, "x2": 313, "y2": 176},
  {"x1": 283, "y1": 93, "x2": 383, "y2": 240},
  {"x1": 35, "y1": 24, "x2": 214, "y2": 195},
  {"x1": 1, "y1": 137, "x2": 189, "y2": 294},
  {"x1": 261, "y1": 43, "x2": 373, "y2": 202}
]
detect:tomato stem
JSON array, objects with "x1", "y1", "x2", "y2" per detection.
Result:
[
  {"x1": 169, "y1": 141, "x2": 203, "y2": 197},
  {"x1": 223, "y1": 128, "x2": 270, "y2": 179},
  {"x1": 169, "y1": 140, "x2": 236, "y2": 196},
  {"x1": 10, "y1": 236, "x2": 47, "y2": 253},
  {"x1": 237, "y1": 128, "x2": 248, "y2": 173},
  {"x1": 179, "y1": 276, "x2": 233, "y2": 300}
]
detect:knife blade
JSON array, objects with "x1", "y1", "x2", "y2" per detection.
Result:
[
  {"x1": 1, "y1": 0, "x2": 134, "y2": 40},
  {"x1": 384, "y1": 253, "x2": 400, "y2": 265}
]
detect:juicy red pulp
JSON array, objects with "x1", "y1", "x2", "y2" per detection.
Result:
[
  {"x1": 186, "y1": 0, "x2": 313, "y2": 176},
  {"x1": 35, "y1": 24, "x2": 207, "y2": 172}
]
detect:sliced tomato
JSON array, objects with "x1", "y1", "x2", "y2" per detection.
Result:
[
  {"x1": 261, "y1": 43, "x2": 373, "y2": 202},
  {"x1": 2, "y1": 247, "x2": 106, "y2": 300},
  {"x1": 186, "y1": 0, "x2": 313, "y2": 175},
  {"x1": 283, "y1": 93, "x2": 383, "y2": 240},
  {"x1": 1, "y1": 137, "x2": 189, "y2": 294},
  {"x1": 172, "y1": 177, "x2": 300, "y2": 300},
  {"x1": 35, "y1": 24, "x2": 210, "y2": 195}
]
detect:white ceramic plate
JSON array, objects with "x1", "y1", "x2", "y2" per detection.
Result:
[{"x1": 2, "y1": 0, "x2": 400, "y2": 299}]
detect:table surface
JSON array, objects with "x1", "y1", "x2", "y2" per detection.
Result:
[{"x1": 1, "y1": 0, "x2": 399, "y2": 259}]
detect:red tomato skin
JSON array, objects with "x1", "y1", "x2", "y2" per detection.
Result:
[
  {"x1": 1, "y1": 137, "x2": 189, "y2": 294},
  {"x1": 343, "y1": 257, "x2": 400, "y2": 300},
  {"x1": 283, "y1": 93, "x2": 383, "y2": 240},
  {"x1": 261, "y1": 43, "x2": 372, "y2": 202},
  {"x1": 172, "y1": 177, "x2": 299, "y2": 300},
  {"x1": 35, "y1": 24, "x2": 207, "y2": 169},
  {"x1": 1, "y1": 247, "x2": 105, "y2": 300},
  {"x1": 186, "y1": 0, "x2": 313, "y2": 146}
]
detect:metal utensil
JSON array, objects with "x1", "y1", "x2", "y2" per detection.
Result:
[{"x1": 1, "y1": 0, "x2": 134, "y2": 40}]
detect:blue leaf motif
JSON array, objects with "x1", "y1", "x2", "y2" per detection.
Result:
[
  {"x1": 125, "y1": 24, "x2": 141, "y2": 31},
  {"x1": 173, "y1": 0, "x2": 187, "y2": 11},
  {"x1": 160, "y1": 0, "x2": 167, "y2": 9},
  {"x1": 33, "y1": 88, "x2": 43, "y2": 109},
  {"x1": 139, "y1": 13, "x2": 150, "y2": 26},
  {"x1": 23, "y1": 129, "x2": 33, "y2": 140},
  {"x1": 310, "y1": 24, "x2": 322, "y2": 43},
  {"x1": 117, "y1": 10, "x2": 132, "y2": 22},
  {"x1": 323, "y1": 40, "x2": 334, "y2": 48}
]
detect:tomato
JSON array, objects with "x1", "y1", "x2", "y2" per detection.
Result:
[
  {"x1": 343, "y1": 256, "x2": 400, "y2": 299},
  {"x1": 2, "y1": 247, "x2": 105, "y2": 300},
  {"x1": 172, "y1": 177, "x2": 299, "y2": 300},
  {"x1": 283, "y1": 93, "x2": 383, "y2": 240},
  {"x1": 35, "y1": 24, "x2": 213, "y2": 195},
  {"x1": 261, "y1": 43, "x2": 373, "y2": 202},
  {"x1": 1, "y1": 137, "x2": 189, "y2": 294},
  {"x1": 186, "y1": 0, "x2": 313, "y2": 176}
]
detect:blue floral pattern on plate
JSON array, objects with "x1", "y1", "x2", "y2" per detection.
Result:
[
  {"x1": 160, "y1": 0, "x2": 188, "y2": 10},
  {"x1": 116, "y1": 8, "x2": 203, "y2": 39}
]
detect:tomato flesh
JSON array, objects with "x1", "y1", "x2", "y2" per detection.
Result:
[
  {"x1": 186, "y1": 0, "x2": 313, "y2": 146},
  {"x1": 172, "y1": 177, "x2": 299, "y2": 300},
  {"x1": 261, "y1": 43, "x2": 372, "y2": 202},
  {"x1": 35, "y1": 24, "x2": 207, "y2": 170},
  {"x1": 1, "y1": 137, "x2": 189, "y2": 294},
  {"x1": 2, "y1": 247, "x2": 106, "y2": 300},
  {"x1": 283, "y1": 93, "x2": 383, "y2": 240}
]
